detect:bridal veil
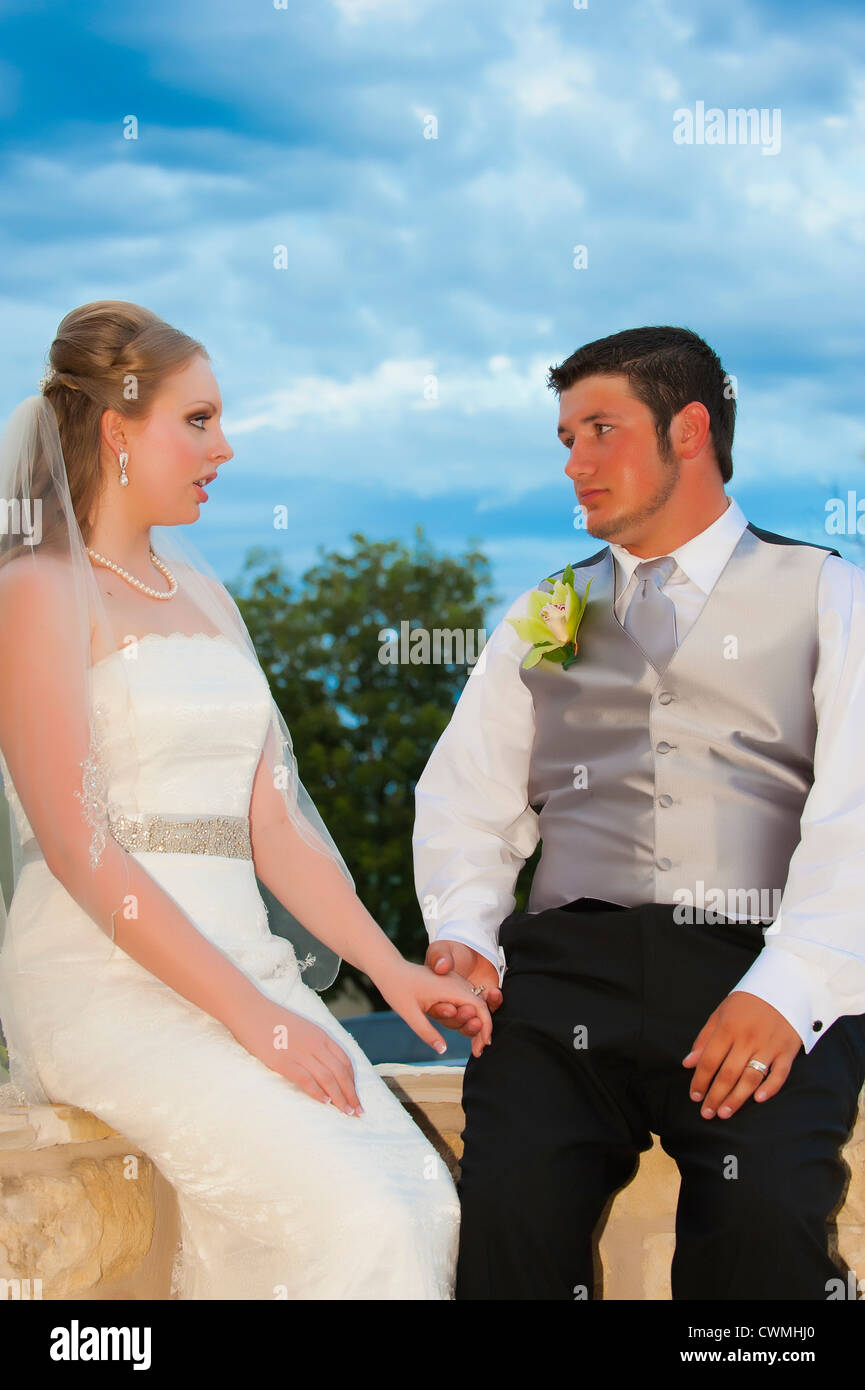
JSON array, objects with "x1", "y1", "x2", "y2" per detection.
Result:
[{"x1": 0, "y1": 390, "x2": 352, "y2": 1110}]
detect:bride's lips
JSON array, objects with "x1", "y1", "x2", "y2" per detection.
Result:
[{"x1": 192, "y1": 471, "x2": 217, "y2": 502}]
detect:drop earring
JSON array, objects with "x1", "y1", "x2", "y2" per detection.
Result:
[{"x1": 118, "y1": 449, "x2": 129, "y2": 487}]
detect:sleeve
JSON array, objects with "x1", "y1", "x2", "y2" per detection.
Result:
[
  {"x1": 412, "y1": 589, "x2": 540, "y2": 984},
  {"x1": 730, "y1": 554, "x2": 865, "y2": 1052}
]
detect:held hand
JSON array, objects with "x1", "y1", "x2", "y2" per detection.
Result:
[
  {"x1": 377, "y1": 958, "x2": 494, "y2": 1060},
  {"x1": 423, "y1": 941, "x2": 503, "y2": 1037},
  {"x1": 230, "y1": 996, "x2": 363, "y2": 1117},
  {"x1": 682, "y1": 990, "x2": 803, "y2": 1119}
]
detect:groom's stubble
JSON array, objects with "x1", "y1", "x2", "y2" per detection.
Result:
[{"x1": 584, "y1": 448, "x2": 681, "y2": 546}]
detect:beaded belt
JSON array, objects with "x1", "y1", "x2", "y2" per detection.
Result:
[
  {"x1": 19, "y1": 811, "x2": 253, "y2": 865},
  {"x1": 108, "y1": 812, "x2": 253, "y2": 859}
]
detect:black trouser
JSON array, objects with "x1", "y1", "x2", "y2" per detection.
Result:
[{"x1": 455, "y1": 899, "x2": 865, "y2": 1300}]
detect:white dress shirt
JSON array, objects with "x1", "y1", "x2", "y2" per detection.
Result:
[{"x1": 413, "y1": 494, "x2": 865, "y2": 1053}]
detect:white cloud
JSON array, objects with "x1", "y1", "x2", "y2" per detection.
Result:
[
  {"x1": 488, "y1": 20, "x2": 597, "y2": 118},
  {"x1": 0, "y1": 151, "x2": 253, "y2": 226},
  {"x1": 331, "y1": 0, "x2": 425, "y2": 24},
  {"x1": 225, "y1": 354, "x2": 553, "y2": 435}
]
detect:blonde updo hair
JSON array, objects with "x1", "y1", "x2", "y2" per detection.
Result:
[{"x1": 40, "y1": 300, "x2": 208, "y2": 543}]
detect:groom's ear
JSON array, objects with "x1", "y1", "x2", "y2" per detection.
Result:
[{"x1": 671, "y1": 400, "x2": 711, "y2": 461}]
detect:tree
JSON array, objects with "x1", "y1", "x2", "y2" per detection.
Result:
[{"x1": 228, "y1": 525, "x2": 535, "y2": 1009}]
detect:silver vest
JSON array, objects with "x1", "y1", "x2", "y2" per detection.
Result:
[{"x1": 519, "y1": 523, "x2": 840, "y2": 918}]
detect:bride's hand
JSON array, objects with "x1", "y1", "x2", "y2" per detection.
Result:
[
  {"x1": 229, "y1": 997, "x2": 363, "y2": 1116},
  {"x1": 375, "y1": 960, "x2": 493, "y2": 1060}
]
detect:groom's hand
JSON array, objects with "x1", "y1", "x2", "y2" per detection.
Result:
[
  {"x1": 682, "y1": 990, "x2": 803, "y2": 1120},
  {"x1": 424, "y1": 941, "x2": 503, "y2": 1037}
]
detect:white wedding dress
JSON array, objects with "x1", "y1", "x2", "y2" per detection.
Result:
[{"x1": 0, "y1": 631, "x2": 460, "y2": 1299}]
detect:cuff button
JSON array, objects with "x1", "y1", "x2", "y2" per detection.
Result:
[{"x1": 813, "y1": 1020, "x2": 823, "y2": 1032}]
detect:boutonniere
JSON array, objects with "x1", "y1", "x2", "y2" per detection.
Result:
[{"x1": 507, "y1": 566, "x2": 593, "y2": 670}]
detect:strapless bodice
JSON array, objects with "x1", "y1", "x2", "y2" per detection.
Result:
[{"x1": 0, "y1": 632, "x2": 273, "y2": 849}]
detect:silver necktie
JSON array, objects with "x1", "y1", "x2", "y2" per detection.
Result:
[{"x1": 623, "y1": 555, "x2": 678, "y2": 671}]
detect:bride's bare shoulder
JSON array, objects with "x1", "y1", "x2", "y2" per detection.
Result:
[
  {"x1": 0, "y1": 555, "x2": 78, "y2": 637},
  {"x1": 0, "y1": 553, "x2": 74, "y2": 599}
]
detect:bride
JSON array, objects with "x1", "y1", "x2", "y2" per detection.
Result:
[{"x1": 0, "y1": 300, "x2": 491, "y2": 1300}]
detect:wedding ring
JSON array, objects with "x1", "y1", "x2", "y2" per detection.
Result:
[
  {"x1": 471, "y1": 984, "x2": 486, "y2": 996},
  {"x1": 746, "y1": 1058, "x2": 769, "y2": 1074}
]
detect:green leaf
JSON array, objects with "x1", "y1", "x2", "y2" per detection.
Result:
[
  {"x1": 575, "y1": 575, "x2": 593, "y2": 622},
  {"x1": 560, "y1": 583, "x2": 579, "y2": 638}
]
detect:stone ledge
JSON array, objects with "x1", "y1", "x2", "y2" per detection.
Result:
[
  {"x1": 0, "y1": 1101, "x2": 118, "y2": 1151},
  {"x1": 375, "y1": 1063, "x2": 466, "y2": 1180},
  {"x1": 0, "y1": 1104, "x2": 179, "y2": 1300},
  {"x1": 2, "y1": 1066, "x2": 863, "y2": 1299}
]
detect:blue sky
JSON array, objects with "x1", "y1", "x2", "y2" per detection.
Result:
[{"x1": 1, "y1": 0, "x2": 863, "y2": 626}]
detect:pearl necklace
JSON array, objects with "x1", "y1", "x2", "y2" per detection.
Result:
[{"x1": 86, "y1": 545, "x2": 178, "y2": 600}]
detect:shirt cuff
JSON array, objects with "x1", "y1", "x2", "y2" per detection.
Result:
[
  {"x1": 729, "y1": 941, "x2": 841, "y2": 1054},
  {"x1": 428, "y1": 926, "x2": 507, "y2": 987}
]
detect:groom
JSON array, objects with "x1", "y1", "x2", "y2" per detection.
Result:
[{"x1": 412, "y1": 325, "x2": 865, "y2": 1300}]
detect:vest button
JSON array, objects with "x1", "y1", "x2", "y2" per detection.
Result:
[
  {"x1": 658, "y1": 794, "x2": 673, "y2": 807},
  {"x1": 657, "y1": 691, "x2": 673, "y2": 704},
  {"x1": 656, "y1": 857, "x2": 672, "y2": 871},
  {"x1": 812, "y1": 1020, "x2": 823, "y2": 1032},
  {"x1": 656, "y1": 741, "x2": 674, "y2": 754}
]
